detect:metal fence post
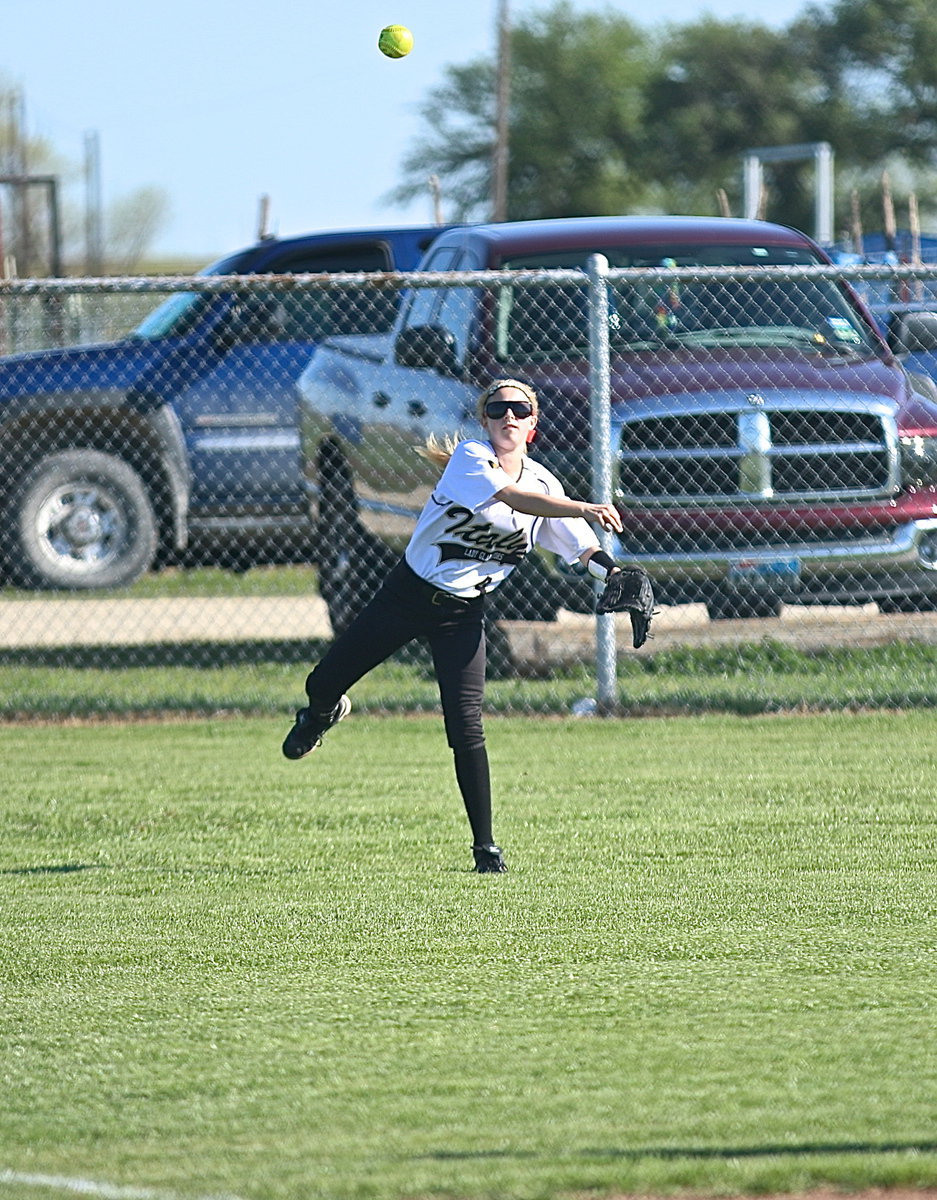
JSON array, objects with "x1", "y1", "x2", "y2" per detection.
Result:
[{"x1": 587, "y1": 253, "x2": 617, "y2": 712}]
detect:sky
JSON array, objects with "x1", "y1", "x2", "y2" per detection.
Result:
[{"x1": 6, "y1": 0, "x2": 815, "y2": 264}]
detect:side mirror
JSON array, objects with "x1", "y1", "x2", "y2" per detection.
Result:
[
  {"x1": 394, "y1": 324, "x2": 461, "y2": 375},
  {"x1": 891, "y1": 311, "x2": 937, "y2": 353}
]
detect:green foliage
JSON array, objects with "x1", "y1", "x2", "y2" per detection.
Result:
[
  {"x1": 1, "y1": 713, "x2": 935, "y2": 1198},
  {"x1": 387, "y1": 57, "x2": 499, "y2": 218},
  {"x1": 803, "y1": 0, "x2": 937, "y2": 133},
  {"x1": 49, "y1": 563, "x2": 321, "y2": 598},
  {"x1": 644, "y1": 18, "x2": 815, "y2": 219},
  {"x1": 507, "y1": 4, "x2": 654, "y2": 218},
  {"x1": 388, "y1": 1, "x2": 653, "y2": 221},
  {"x1": 394, "y1": 0, "x2": 937, "y2": 233}
]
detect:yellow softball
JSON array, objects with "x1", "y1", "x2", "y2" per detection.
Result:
[{"x1": 378, "y1": 24, "x2": 413, "y2": 58}]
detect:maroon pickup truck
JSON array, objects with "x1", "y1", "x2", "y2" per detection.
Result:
[{"x1": 298, "y1": 216, "x2": 937, "y2": 628}]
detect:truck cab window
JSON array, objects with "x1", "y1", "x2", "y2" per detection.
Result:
[
  {"x1": 262, "y1": 244, "x2": 396, "y2": 341},
  {"x1": 400, "y1": 246, "x2": 463, "y2": 330}
]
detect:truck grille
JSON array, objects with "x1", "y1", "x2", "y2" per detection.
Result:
[{"x1": 618, "y1": 403, "x2": 897, "y2": 502}]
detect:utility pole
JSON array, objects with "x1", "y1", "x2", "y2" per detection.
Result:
[
  {"x1": 84, "y1": 130, "x2": 104, "y2": 274},
  {"x1": 5, "y1": 88, "x2": 28, "y2": 272},
  {"x1": 492, "y1": 0, "x2": 511, "y2": 222}
]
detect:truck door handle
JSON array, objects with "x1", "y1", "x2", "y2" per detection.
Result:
[
  {"x1": 372, "y1": 392, "x2": 391, "y2": 408},
  {"x1": 407, "y1": 400, "x2": 428, "y2": 417}
]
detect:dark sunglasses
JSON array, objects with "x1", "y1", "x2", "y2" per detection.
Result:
[{"x1": 484, "y1": 399, "x2": 534, "y2": 420}]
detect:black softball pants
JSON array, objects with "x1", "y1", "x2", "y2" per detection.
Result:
[{"x1": 303, "y1": 559, "x2": 495, "y2": 846}]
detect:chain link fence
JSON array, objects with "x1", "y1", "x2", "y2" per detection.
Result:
[{"x1": 2, "y1": 262, "x2": 937, "y2": 716}]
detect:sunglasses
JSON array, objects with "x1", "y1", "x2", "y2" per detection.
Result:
[{"x1": 484, "y1": 399, "x2": 535, "y2": 420}]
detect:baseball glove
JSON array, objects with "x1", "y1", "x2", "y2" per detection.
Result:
[{"x1": 596, "y1": 565, "x2": 656, "y2": 648}]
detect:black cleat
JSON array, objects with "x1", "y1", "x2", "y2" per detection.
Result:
[
  {"x1": 282, "y1": 695, "x2": 351, "y2": 760},
  {"x1": 472, "y1": 843, "x2": 508, "y2": 874}
]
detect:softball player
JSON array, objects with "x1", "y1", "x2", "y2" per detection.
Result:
[{"x1": 282, "y1": 378, "x2": 624, "y2": 873}]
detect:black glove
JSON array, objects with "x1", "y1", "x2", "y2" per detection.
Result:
[{"x1": 596, "y1": 565, "x2": 656, "y2": 648}]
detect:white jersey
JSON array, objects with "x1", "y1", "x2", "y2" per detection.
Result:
[{"x1": 404, "y1": 439, "x2": 597, "y2": 598}]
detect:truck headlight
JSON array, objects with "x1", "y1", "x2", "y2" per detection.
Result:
[{"x1": 900, "y1": 435, "x2": 937, "y2": 487}]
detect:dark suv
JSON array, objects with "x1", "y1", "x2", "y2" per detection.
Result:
[
  {"x1": 298, "y1": 216, "x2": 937, "y2": 629},
  {"x1": 0, "y1": 224, "x2": 451, "y2": 588}
]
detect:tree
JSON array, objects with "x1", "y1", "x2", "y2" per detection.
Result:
[
  {"x1": 783, "y1": 0, "x2": 937, "y2": 238},
  {"x1": 505, "y1": 5, "x2": 655, "y2": 218},
  {"x1": 386, "y1": 2, "x2": 656, "y2": 221},
  {"x1": 106, "y1": 186, "x2": 171, "y2": 274},
  {"x1": 392, "y1": 0, "x2": 937, "y2": 238},
  {"x1": 391, "y1": 4, "x2": 827, "y2": 227},
  {"x1": 386, "y1": 58, "x2": 499, "y2": 221},
  {"x1": 642, "y1": 18, "x2": 819, "y2": 223},
  {"x1": 793, "y1": 0, "x2": 937, "y2": 165}
]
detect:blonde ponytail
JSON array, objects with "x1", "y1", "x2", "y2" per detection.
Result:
[{"x1": 415, "y1": 432, "x2": 461, "y2": 469}]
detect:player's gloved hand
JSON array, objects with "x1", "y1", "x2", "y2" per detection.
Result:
[{"x1": 596, "y1": 565, "x2": 657, "y2": 648}]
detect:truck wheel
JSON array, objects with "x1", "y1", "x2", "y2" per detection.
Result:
[
  {"x1": 316, "y1": 442, "x2": 396, "y2": 634},
  {"x1": 4, "y1": 449, "x2": 158, "y2": 589},
  {"x1": 317, "y1": 440, "x2": 364, "y2": 633},
  {"x1": 317, "y1": 521, "x2": 398, "y2": 635}
]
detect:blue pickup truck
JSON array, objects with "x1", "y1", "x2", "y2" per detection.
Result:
[{"x1": 0, "y1": 224, "x2": 450, "y2": 588}]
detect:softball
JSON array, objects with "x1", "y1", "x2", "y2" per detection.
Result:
[{"x1": 378, "y1": 24, "x2": 413, "y2": 58}]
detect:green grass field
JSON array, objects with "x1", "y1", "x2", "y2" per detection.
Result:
[
  {"x1": 2, "y1": 712, "x2": 935, "y2": 1200},
  {"x1": 4, "y1": 641, "x2": 937, "y2": 719}
]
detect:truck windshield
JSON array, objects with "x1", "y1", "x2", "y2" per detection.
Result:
[
  {"x1": 497, "y1": 243, "x2": 878, "y2": 363},
  {"x1": 132, "y1": 251, "x2": 246, "y2": 340}
]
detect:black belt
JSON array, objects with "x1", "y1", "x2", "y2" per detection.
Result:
[{"x1": 398, "y1": 560, "x2": 480, "y2": 608}]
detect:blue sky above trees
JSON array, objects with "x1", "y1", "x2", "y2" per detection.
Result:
[{"x1": 6, "y1": 0, "x2": 822, "y2": 261}]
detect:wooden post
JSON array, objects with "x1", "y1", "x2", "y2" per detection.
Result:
[
  {"x1": 429, "y1": 174, "x2": 443, "y2": 225},
  {"x1": 850, "y1": 189, "x2": 863, "y2": 256},
  {"x1": 882, "y1": 171, "x2": 897, "y2": 253},
  {"x1": 909, "y1": 192, "x2": 922, "y2": 299}
]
